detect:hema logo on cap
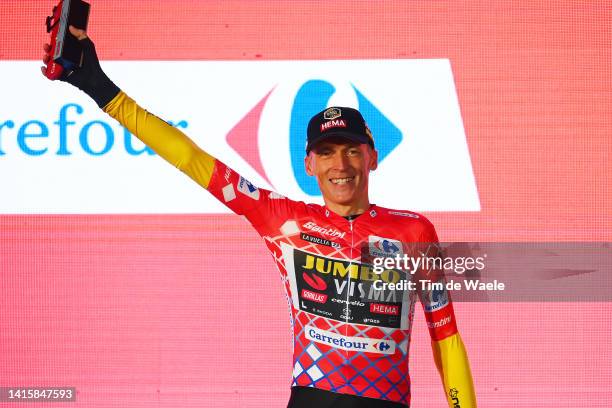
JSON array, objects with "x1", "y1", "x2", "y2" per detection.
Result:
[
  {"x1": 320, "y1": 119, "x2": 347, "y2": 132},
  {"x1": 306, "y1": 325, "x2": 395, "y2": 354}
]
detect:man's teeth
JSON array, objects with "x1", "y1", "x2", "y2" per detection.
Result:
[{"x1": 331, "y1": 177, "x2": 354, "y2": 185}]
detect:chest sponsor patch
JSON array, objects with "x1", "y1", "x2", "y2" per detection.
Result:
[
  {"x1": 368, "y1": 235, "x2": 404, "y2": 258},
  {"x1": 281, "y1": 243, "x2": 412, "y2": 329},
  {"x1": 305, "y1": 325, "x2": 396, "y2": 355}
]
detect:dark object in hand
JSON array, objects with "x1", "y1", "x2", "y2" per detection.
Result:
[{"x1": 45, "y1": 0, "x2": 90, "y2": 80}]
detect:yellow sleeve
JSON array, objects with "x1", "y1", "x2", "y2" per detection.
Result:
[
  {"x1": 431, "y1": 332, "x2": 477, "y2": 407},
  {"x1": 103, "y1": 91, "x2": 216, "y2": 189}
]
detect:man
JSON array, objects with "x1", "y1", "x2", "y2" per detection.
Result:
[{"x1": 42, "y1": 27, "x2": 477, "y2": 408}]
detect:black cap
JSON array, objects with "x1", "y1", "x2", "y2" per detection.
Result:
[{"x1": 306, "y1": 106, "x2": 375, "y2": 153}]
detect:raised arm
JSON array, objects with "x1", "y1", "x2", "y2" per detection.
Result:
[
  {"x1": 42, "y1": 27, "x2": 295, "y2": 222},
  {"x1": 103, "y1": 92, "x2": 216, "y2": 190}
]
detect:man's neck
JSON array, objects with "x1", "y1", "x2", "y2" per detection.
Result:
[{"x1": 323, "y1": 198, "x2": 371, "y2": 218}]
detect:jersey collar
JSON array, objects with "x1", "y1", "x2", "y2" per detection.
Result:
[{"x1": 322, "y1": 203, "x2": 379, "y2": 224}]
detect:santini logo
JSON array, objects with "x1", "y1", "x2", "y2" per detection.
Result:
[{"x1": 302, "y1": 222, "x2": 346, "y2": 239}]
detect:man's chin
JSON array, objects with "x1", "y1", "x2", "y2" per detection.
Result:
[{"x1": 325, "y1": 192, "x2": 357, "y2": 206}]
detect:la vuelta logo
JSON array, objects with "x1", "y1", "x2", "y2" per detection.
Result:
[{"x1": 226, "y1": 80, "x2": 402, "y2": 197}]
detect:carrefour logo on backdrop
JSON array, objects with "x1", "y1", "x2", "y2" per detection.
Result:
[{"x1": 0, "y1": 59, "x2": 480, "y2": 214}]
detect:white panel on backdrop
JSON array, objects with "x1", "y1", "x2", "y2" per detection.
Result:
[{"x1": 0, "y1": 59, "x2": 479, "y2": 213}]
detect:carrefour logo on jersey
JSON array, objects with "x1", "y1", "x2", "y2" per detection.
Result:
[
  {"x1": 0, "y1": 59, "x2": 479, "y2": 213},
  {"x1": 305, "y1": 325, "x2": 396, "y2": 355},
  {"x1": 368, "y1": 235, "x2": 403, "y2": 258}
]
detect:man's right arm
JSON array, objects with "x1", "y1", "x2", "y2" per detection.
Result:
[
  {"x1": 104, "y1": 91, "x2": 289, "y2": 226},
  {"x1": 43, "y1": 26, "x2": 289, "y2": 221}
]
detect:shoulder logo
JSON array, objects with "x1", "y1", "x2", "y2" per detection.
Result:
[
  {"x1": 424, "y1": 281, "x2": 450, "y2": 312},
  {"x1": 388, "y1": 210, "x2": 419, "y2": 219},
  {"x1": 237, "y1": 176, "x2": 260, "y2": 200}
]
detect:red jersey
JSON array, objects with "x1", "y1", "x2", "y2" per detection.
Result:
[{"x1": 206, "y1": 160, "x2": 458, "y2": 406}]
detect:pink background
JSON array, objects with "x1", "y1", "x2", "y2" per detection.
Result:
[{"x1": 1, "y1": 1, "x2": 611, "y2": 406}]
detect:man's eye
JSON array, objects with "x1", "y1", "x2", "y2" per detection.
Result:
[{"x1": 347, "y1": 149, "x2": 360, "y2": 156}]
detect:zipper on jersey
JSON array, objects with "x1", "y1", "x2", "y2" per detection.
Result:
[{"x1": 344, "y1": 218, "x2": 354, "y2": 359}]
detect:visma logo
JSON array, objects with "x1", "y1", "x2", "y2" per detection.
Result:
[{"x1": 226, "y1": 80, "x2": 402, "y2": 197}]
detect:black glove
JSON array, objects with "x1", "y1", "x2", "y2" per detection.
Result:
[{"x1": 61, "y1": 35, "x2": 120, "y2": 108}]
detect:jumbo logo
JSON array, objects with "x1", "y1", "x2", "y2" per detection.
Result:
[{"x1": 301, "y1": 253, "x2": 402, "y2": 284}]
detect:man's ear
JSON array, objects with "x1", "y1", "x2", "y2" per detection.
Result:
[
  {"x1": 304, "y1": 153, "x2": 315, "y2": 176},
  {"x1": 369, "y1": 148, "x2": 378, "y2": 171}
]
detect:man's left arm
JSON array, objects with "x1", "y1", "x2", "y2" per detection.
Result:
[
  {"x1": 430, "y1": 331, "x2": 477, "y2": 407},
  {"x1": 415, "y1": 228, "x2": 477, "y2": 407}
]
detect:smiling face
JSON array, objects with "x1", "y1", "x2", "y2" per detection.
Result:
[{"x1": 305, "y1": 137, "x2": 378, "y2": 215}]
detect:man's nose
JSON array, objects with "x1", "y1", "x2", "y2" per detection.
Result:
[{"x1": 330, "y1": 151, "x2": 350, "y2": 171}]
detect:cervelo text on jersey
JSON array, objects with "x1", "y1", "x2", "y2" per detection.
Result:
[
  {"x1": 205, "y1": 158, "x2": 459, "y2": 404},
  {"x1": 1, "y1": 59, "x2": 479, "y2": 214}
]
